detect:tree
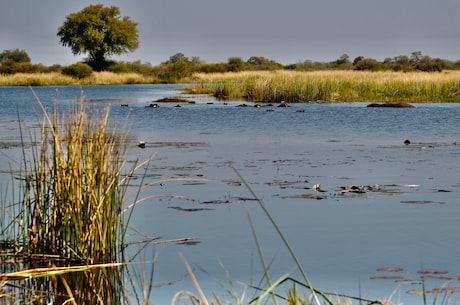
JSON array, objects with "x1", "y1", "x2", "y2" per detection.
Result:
[
  {"x1": 57, "y1": 4, "x2": 138, "y2": 71},
  {"x1": 247, "y1": 56, "x2": 283, "y2": 70},
  {"x1": 227, "y1": 57, "x2": 244, "y2": 71},
  {"x1": 353, "y1": 58, "x2": 385, "y2": 71},
  {"x1": 330, "y1": 54, "x2": 351, "y2": 69},
  {"x1": 0, "y1": 49, "x2": 31, "y2": 63},
  {"x1": 410, "y1": 51, "x2": 423, "y2": 65},
  {"x1": 167, "y1": 52, "x2": 189, "y2": 63},
  {"x1": 352, "y1": 56, "x2": 364, "y2": 66}
]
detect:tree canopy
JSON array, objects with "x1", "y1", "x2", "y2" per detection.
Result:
[
  {"x1": 0, "y1": 49, "x2": 31, "y2": 63},
  {"x1": 57, "y1": 4, "x2": 138, "y2": 71}
]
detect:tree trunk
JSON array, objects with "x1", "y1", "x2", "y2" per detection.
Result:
[{"x1": 89, "y1": 51, "x2": 107, "y2": 71}]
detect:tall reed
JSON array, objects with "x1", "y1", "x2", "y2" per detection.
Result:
[
  {"x1": 0, "y1": 89, "x2": 133, "y2": 303},
  {"x1": 16, "y1": 92, "x2": 129, "y2": 262},
  {"x1": 190, "y1": 70, "x2": 460, "y2": 102}
]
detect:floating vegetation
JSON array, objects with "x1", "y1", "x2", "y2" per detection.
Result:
[
  {"x1": 407, "y1": 287, "x2": 460, "y2": 295},
  {"x1": 401, "y1": 200, "x2": 445, "y2": 205},
  {"x1": 201, "y1": 199, "x2": 231, "y2": 204},
  {"x1": 369, "y1": 276, "x2": 406, "y2": 280},
  {"x1": 264, "y1": 179, "x2": 309, "y2": 188},
  {"x1": 280, "y1": 194, "x2": 328, "y2": 200},
  {"x1": 421, "y1": 275, "x2": 457, "y2": 281},
  {"x1": 417, "y1": 269, "x2": 449, "y2": 275},
  {"x1": 168, "y1": 206, "x2": 213, "y2": 212},
  {"x1": 370, "y1": 265, "x2": 460, "y2": 302},
  {"x1": 336, "y1": 184, "x2": 403, "y2": 196},
  {"x1": 272, "y1": 182, "x2": 437, "y2": 201},
  {"x1": 231, "y1": 196, "x2": 260, "y2": 201},
  {"x1": 376, "y1": 267, "x2": 404, "y2": 272}
]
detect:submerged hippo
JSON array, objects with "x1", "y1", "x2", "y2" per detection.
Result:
[{"x1": 367, "y1": 102, "x2": 415, "y2": 108}]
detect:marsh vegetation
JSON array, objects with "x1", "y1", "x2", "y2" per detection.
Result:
[
  {"x1": 0, "y1": 92, "x2": 143, "y2": 303},
  {"x1": 188, "y1": 70, "x2": 460, "y2": 103}
]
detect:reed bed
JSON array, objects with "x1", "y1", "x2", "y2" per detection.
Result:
[
  {"x1": 0, "y1": 91, "x2": 135, "y2": 303},
  {"x1": 87, "y1": 71, "x2": 158, "y2": 85},
  {"x1": 21, "y1": 100, "x2": 129, "y2": 261},
  {"x1": 0, "y1": 71, "x2": 156, "y2": 86},
  {"x1": 190, "y1": 70, "x2": 460, "y2": 102}
]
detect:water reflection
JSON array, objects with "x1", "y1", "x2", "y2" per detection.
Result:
[{"x1": 0, "y1": 256, "x2": 124, "y2": 304}]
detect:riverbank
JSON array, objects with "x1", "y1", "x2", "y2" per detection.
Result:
[
  {"x1": 2, "y1": 70, "x2": 460, "y2": 102},
  {"x1": 0, "y1": 70, "x2": 460, "y2": 103},
  {"x1": 187, "y1": 70, "x2": 460, "y2": 103}
]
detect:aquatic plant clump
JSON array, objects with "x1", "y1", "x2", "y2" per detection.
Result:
[
  {"x1": 23, "y1": 101, "x2": 129, "y2": 261},
  {"x1": 0, "y1": 92, "x2": 135, "y2": 303}
]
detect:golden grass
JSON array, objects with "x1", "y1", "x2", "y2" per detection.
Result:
[
  {"x1": 189, "y1": 70, "x2": 460, "y2": 102},
  {"x1": 192, "y1": 70, "x2": 460, "y2": 86},
  {"x1": 0, "y1": 71, "x2": 157, "y2": 86},
  {"x1": 87, "y1": 71, "x2": 158, "y2": 85}
]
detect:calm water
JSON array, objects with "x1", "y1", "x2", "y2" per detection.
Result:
[{"x1": 1, "y1": 85, "x2": 459, "y2": 305}]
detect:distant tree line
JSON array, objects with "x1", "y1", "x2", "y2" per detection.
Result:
[
  {"x1": 2, "y1": 4, "x2": 458, "y2": 82},
  {"x1": 1, "y1": 48, "x2": 460, "y2": 82},
  {"x1": 3, "y1": 5, "x2": 457, "y2": 82},
  {"x1": 0, "y1": 48, "x2": 61, "y2": 74}
]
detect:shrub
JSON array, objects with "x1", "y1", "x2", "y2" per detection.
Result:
[
  {"x1": 15, "y1": 62, "x2": 49, "y2": 73},
  {"x1": 107, "y1": 61, "x2": 148, "y2": 74},
  {"x1": 198, "y1": 63, "x2": 227, "y2": 73},
  {"x1": 354, "y1": 58, "x2": 387, "y2": 71},
  {"x1": 62, "y1": 62, "x2": 93, "y2": 78},
  {"x1": 158, "y1": 61, "x2": 193, "y2": 83},
  {"x1": 0, "y1": 59, "x2": 17, "y2": 74},
  {"x1": 415, "y1": 58, "x2": 445, "y2": 72},
  {"x1": 0, "y1": 48, "x2": 31, "y2": 63}
]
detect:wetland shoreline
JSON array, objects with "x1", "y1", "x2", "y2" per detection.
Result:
[{"x1": 2, "y1": 70, "x2": 460, "y2": 103}]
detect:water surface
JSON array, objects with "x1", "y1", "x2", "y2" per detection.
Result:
[{"x1": 1, "y1": 85, "x2": 459, "y2": 305}]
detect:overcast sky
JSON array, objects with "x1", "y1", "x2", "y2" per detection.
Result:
[{"x1": 1, "y1": 0, "x2": 459, "y2": 66}]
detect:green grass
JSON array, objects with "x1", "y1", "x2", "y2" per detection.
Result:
[{"x1": 189, "y1": 70, "x2": 460, "y2": 103}]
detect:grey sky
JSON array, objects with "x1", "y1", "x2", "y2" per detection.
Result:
[{"x1": 1, "y1": 0, "x2": 459, "y2": 66}]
